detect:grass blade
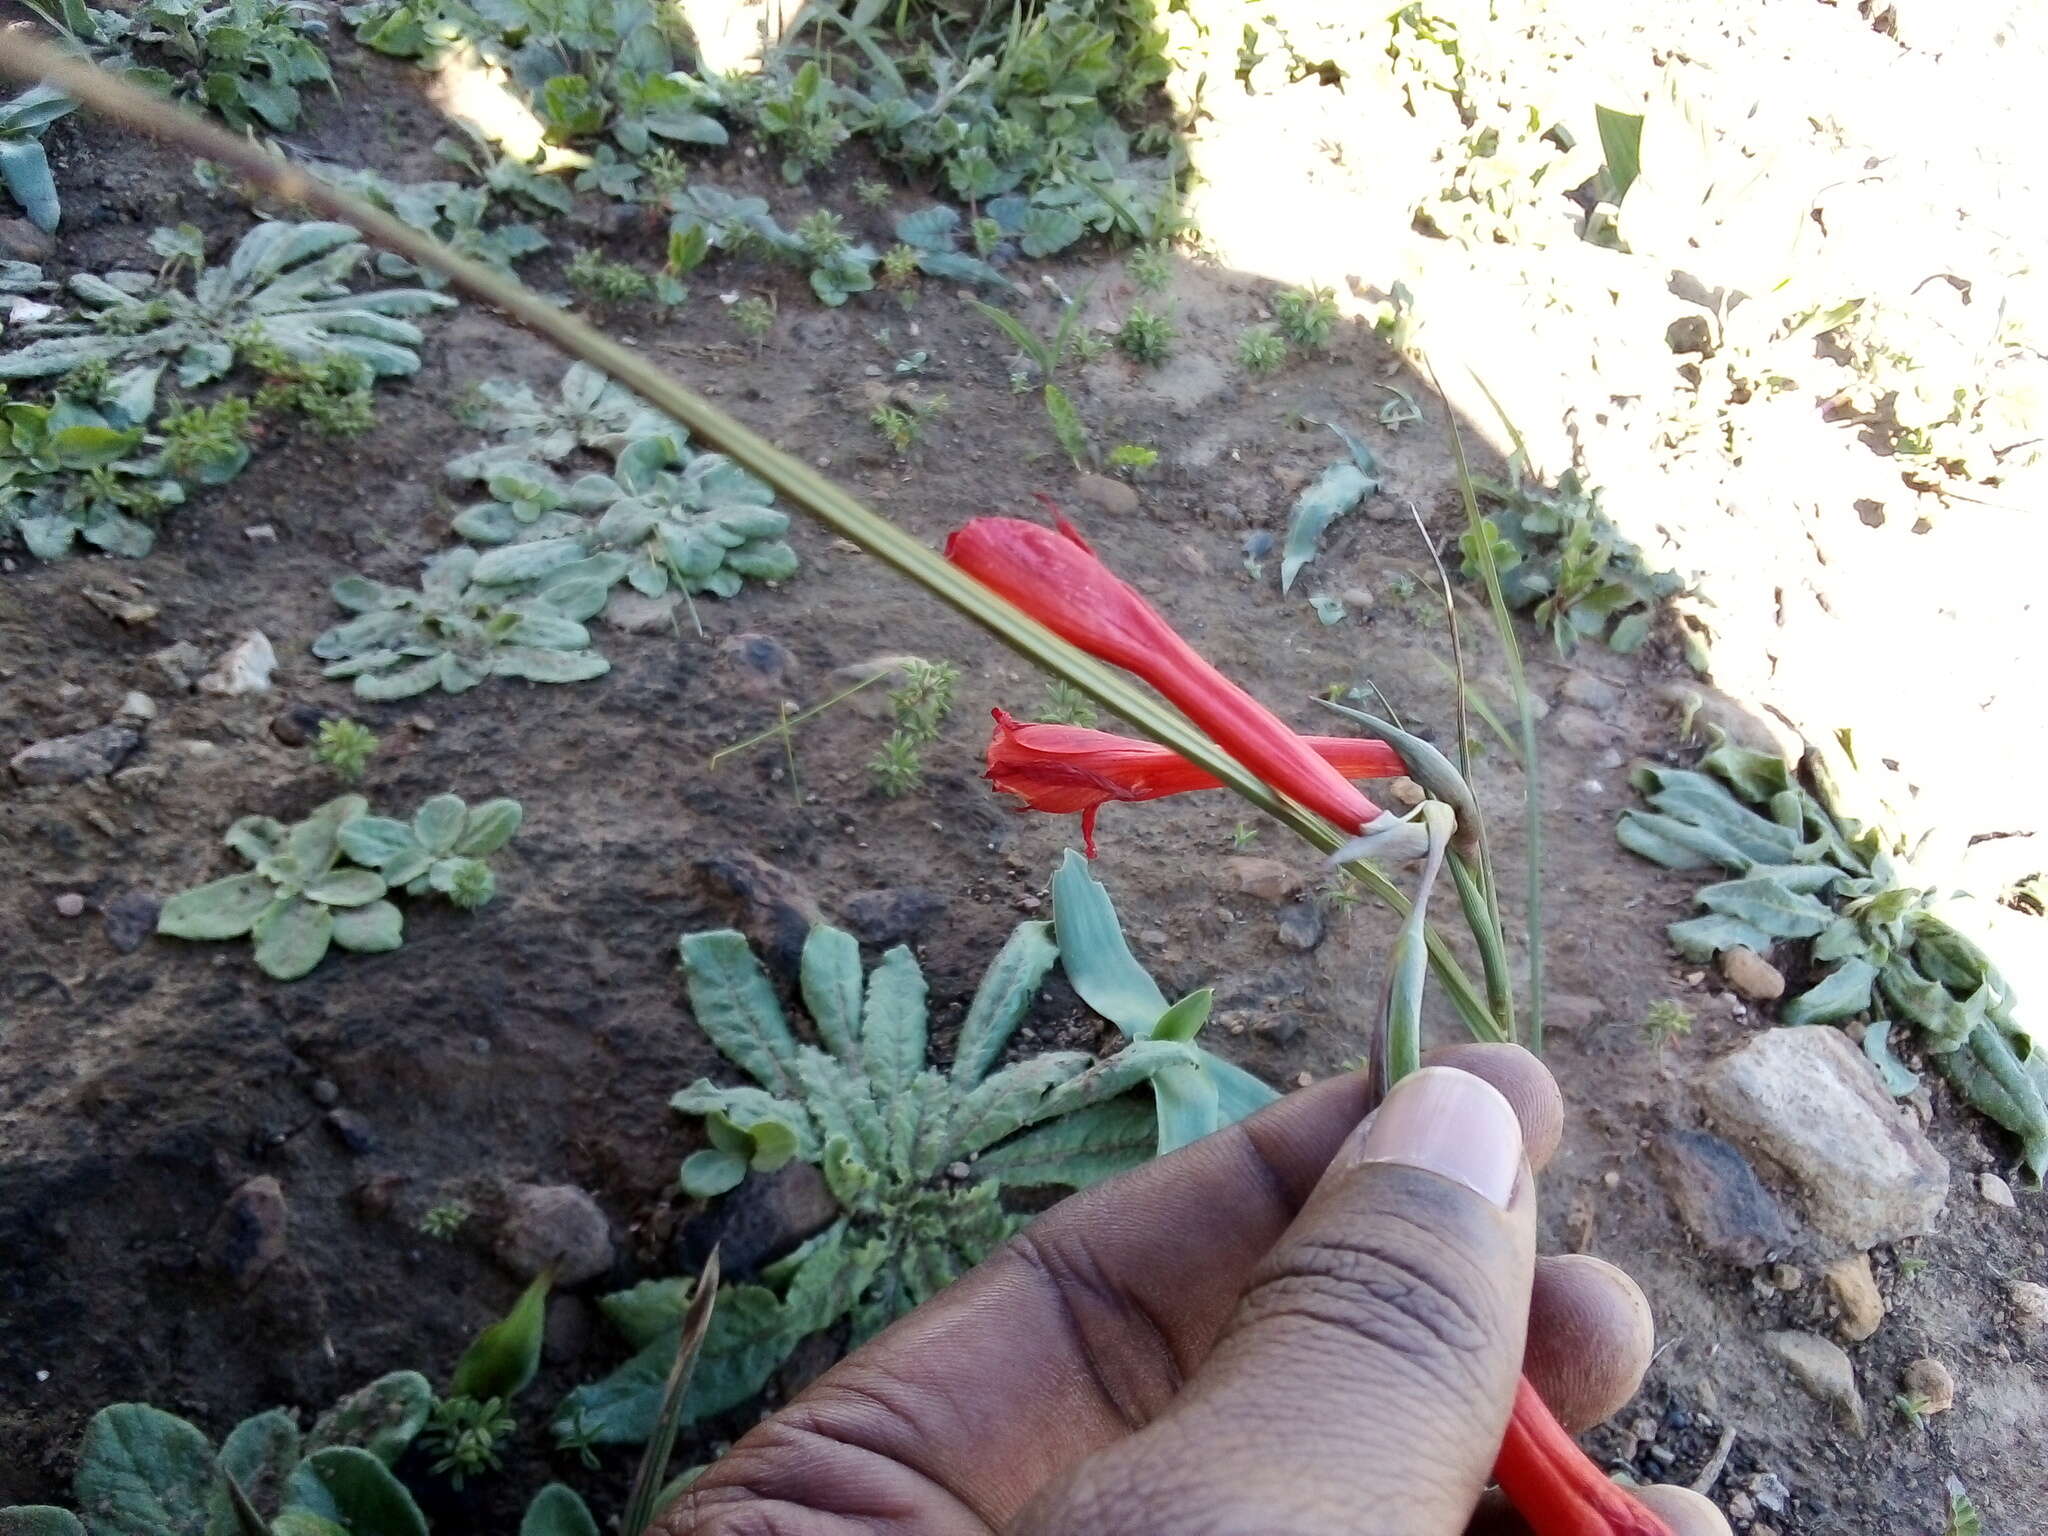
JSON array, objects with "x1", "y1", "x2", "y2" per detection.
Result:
[{"x1": 621, "y1": 1247, "x2": 721, "y2": 1536}]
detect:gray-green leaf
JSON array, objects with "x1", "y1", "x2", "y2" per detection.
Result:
[
  {"x1": 1280, "y1": 460, "x2": 1374, "y2": 592},
  {"x1": 0, "y1": 1511, "x2": 86, "y2": 1536},
  {"x1": 411, "y1": 794, "x2": 467, "y2": 855},
  {"x1": 860, "y1": 945, "x2": 928, "y2": 1100},
  {"x1": 1050, "y1": 850, "x2": 1169, "y2": 1038},
  {"x1": 330, "y1": 900, "x2": 404, "y2": 954},
  {"x1": 72, "y1": 1404, "x2": 216, "y2": 1536},
  {"x1": 679, "y1": 930, "x2": 802, "y2": 1093},
  {"x1": 303, "y1": 869, "x2": 387, "y2": 908},
  {"x1": 952, "y1": 920, "x2": 1058, "y2": 1085},
  {"x1": 798, "y1": 924, "x2": 864, "y2": 1065},
  {"x1": 974, "y1": 1095, "x2": 1157, "y2": 1190},
  {"x1": 520, "y1": 1486, "x2": 599, "y2": 1536},
  {"x1": 282, "y1": 1449, "x2": 426, "y2": 1536},
  {"x1": 304, "y1": 1372, "x2": 432, "y2": 1465},
  {"x1": 454, "y1": 798, "x2": 523, "y2": 855},
  {"x1": 1665, "y1": 913, "x2": 1774, "y2": 963},
  {"x1": 1779, "y1": 957, "x2": 1878, "y2": 1026},
  {"x1": 1695, "y1": 876, "x2": 1834, "y2": 939},
  {"x1": 251, "y1": 897, "x2": 335, "y2": 980},
  {"x1": 205, "y1": 1410, "x2": 298, "y2": 1534},
  {"x1": 157, "y1": 873, "x2": 278, "y2": 939}
]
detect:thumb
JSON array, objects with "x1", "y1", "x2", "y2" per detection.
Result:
[{"x1": 1016, "y1": 1066, "x2": 1532, "y2": 1536}]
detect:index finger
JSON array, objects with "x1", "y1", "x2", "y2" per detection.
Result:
[{"x1": 667, "y1": 1043, "x2": 1559, "y2": 1533}]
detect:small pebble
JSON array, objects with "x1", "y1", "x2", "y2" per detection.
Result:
[
  {"x1": 1981, "y1": 1172, "x2": 2018, "y2": 1209},
  {"x1": 947, "y1": 1161, "x2": 970, "y2": 1180},
  {"x1": 1901, "y1": 1356, "x2": 1955, "y2": 1415},
  {"x1": 244, "y1": 524, "x2": 277, "y2": 542},
  {"x1": 1293, "y1": 1071, "x2": 1313, "y2": 1088},
  {"x1": 310, "y1": 1078, "x2": 340, "y2": 1108},
  {"x1": 120, "y1": 691, "x2": 156, "y2": 720},
  {"x1": 54, "y1": 893, "x2": 86, "y2": 918},
  {"x1": 1772, "y1": 1263, "x2": 1804, "y2": 1291}
]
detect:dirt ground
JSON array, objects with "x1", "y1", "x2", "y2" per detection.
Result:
[{"x1": 3, "y1": 4, "x2": 2045, "y2": 1533}]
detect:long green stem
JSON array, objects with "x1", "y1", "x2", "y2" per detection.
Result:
[{"x1": 0, "y1": 34, "x2": 1504, "y2": 1044}]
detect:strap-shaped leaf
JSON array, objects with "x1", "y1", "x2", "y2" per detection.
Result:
[
  {"x1": 678, "y1": 931, "x2": 801, "y2": 1094},
  {"x1": 1206, "y1": 1050, "x2": 1281, "y2": 1125},
  {"x1": 1695, "y1": 876, "x2": 1833, "y2": 939},
  {"x1": 951, "y1": 920, "x2": 1058, "y2": 1085},
  {"x1": 1780, "y1": 957, "x2": 1878, "y2": 1026},
  {"x1": 1050, "y1": 850, "x2": 1167, "y2": 1038},
  {"x1": 1034, "y1": 1039, "x2": 1202, "y2": 1123},
  {"x1": 944, "y1": 1052, "x2": 1093, "y2": 1162},
  {"x1": 791, "y1": 1048, "x2": 887, "y2": 1174},
  {"x1": 974, "y1": 1095, "x2": 1157, "y2": 1190},
  {"x1": 1151, "y1": 1059, "x2": 1222, "y2": 1154},
  {"x1": 1665, "y1": 912, "x2": 1773, "y2": 962},
  {"x1": 860, "y1": 945, "x2": 928, "y2": 1099},
  {"x1": 884, "y1": 1068, "x2": 951, "y2": 1182},
  {"x1": 799, "y1": 925, "x2": 864, "y2": 1065}
]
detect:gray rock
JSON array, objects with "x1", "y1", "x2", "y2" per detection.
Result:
[
  {"x1": 324, "y1": 1109, "x2": 375, "y2": 1156},
  {"x1": 53, "y1": 893, "x2": 86, "y2": 918},
  {"x1": 1275, "y1": 901, "x2": 1325, "y2": 951},
  {"x1": 677, "y1": 1161, "x2": 839, "y2": 1276},
  {"x1": 1252, "y1": 1014, "x2": 1304, "y2": 1046},
  {"x1": 1702, "y1": 1026, "x2": 1948, "y2": 1254},
  {"x1": 1902, "y1": 1356, "x2": 1955, "y2": 1415},
  {"x1": 151, "y1": 641, "x2": 208, "y2": 691},
  {"x1": 697, "y1": 850, "x2": 825, "y2": 977},
  {"x1": 1979, "y1": 1171, "x2": 2017, "y2": 1209},
  {"x1": 269, "y1": 703, "x2": 329, "y2": 748},
  {"x1": 120, "y1": 691, "x2": 157, "y2": 720},
  {"x1": 843, "y1": 886, "x2": 946, "y2": 946},
  {"x1": 1074, "y1": 472, "x2": 1139, "y2": 516},
  {"x1": 720, "y1": 632, "x2": 795, "y2": 695},
  {"x1": 1654, "y1": 1129, "x2": 1796, "y2": 1265},
  {"x1": 2007, "y1": 1280, "x2": 2048, "y2": 1331},
  {"x1": 1763, "y1": 1330, "x2": 1865, "y2": 1435},
  {"x1": 1560, "y1": 672, "x2": 1623, "y2": 715},
  {"x1": 310, "y1": 1078, "x2": 341, "y2": 1108},
  {"x1": 1720, "y1": 945, "x2": 1785, "y2": 1001},
  {"x1": 210, "y1": 1176, "x2": 289, "y2": 1290},
  {"x1": 1223, "y1": 856, "x2": 1300, "y2": 903},
  {"x1": 495, "y1": 1184, "x2": 614, "y2": 1286},
  {"x1": 198, "y1": 630, "x2": 276, "y2": 695},
  {"x1": 101, "y1": 891, "x2": 160, "y2": 953},
  {"x1": 1549, "y1": 706, "x2": 1621, "y2": 752},
  {"x1": 10, "y1": 724, "x2": 141, "y2": 785},
  {"x1": 1172, "y1": 543, "x2": 1209, "y2": 577}
]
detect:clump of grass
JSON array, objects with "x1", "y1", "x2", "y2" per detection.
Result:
[
  {"x1": 1035, "y1": 679, "x2": 1098, "y2": 727},
  {"x1": 159, "y1": 395, "x2": 253, "y2": 479},
  {"x1": 417, "y1": 1200, "x2": 471, "y2": 1240},
  {"x1": 312, "y1": 717, "x2": 379, "y2": 783},
  {"x1": 1274, "y1": 283, "x2": 1339, "y2": 348},
  {"x1": 1238, "y1": 323, "x2": 1288, "y2": 374},
  {"x1": 1642, "y1": 998, "x2": 1692, "y2": 1051},
  {"x1": 245, "y1": 344, "x2": 377, "y2": 437},
  {"x1": 881, "y1": 243, "x2": 920, "y2": 286},
  {"x1": 1127, "y1": 243, "x2": 1172, "y2": 292},
  {"x1": 870, "y1": 393, "x2": 949, "y2": 455},
  {"x1": 643, "y1": 147, "x2": 690, "y2": 198},
  {"x1": 566, "y1": 247, "x2": 653, "y2": 305},
  {"x1": 870, "y1": 658, "x2": 958, "y2": 797},
  {"x1": 1116, "y1": 305, "x2": 1176, "y2": 366}
]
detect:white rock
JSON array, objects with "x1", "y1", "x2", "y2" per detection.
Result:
[
  {"x1": 1763, "y1": 1330, "x2": 1865, "y2": 1435},
  {"x1": 1702, "y1": 1026, "x2": 1949, "y2": 1253},
  {"x1": 1980, "y1": 1172, "x2": 2017, "y2": 1209},
  {"x1": 198, "y1": 631, "x2": 276, "y2": 696},
  {"x1": 120, "y1": 691, "x2": 156, "y2": 720},
  {"x1": 243, "y1": 524, "x2": 277, "y2": 542}
]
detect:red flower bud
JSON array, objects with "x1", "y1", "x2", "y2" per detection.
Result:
[
  {"x1": 946, "y1": 513, "x2": 1390, "y2": 835},
  {"x1": 1495, "y1": 1378, "x2": 1677, "y2": 1536},
  {"x1": 986, "y1": 709, "x2": 1405, "y2": 856}
]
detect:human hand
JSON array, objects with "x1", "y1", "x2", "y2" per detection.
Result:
[{"x1": 658, "y1": 1044, "x2": 1729, "y2": 1535}]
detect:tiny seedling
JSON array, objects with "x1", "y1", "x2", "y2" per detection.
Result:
[
  {"x1": 417, "y1": 1199, "x2": 472, "y2": 1239},
  {"x1": 1273, "y1": 283, "x2": 1339, "y2": 348},
  {"x1": 245, "y1": 344, "x2": 380, "y2": 437},
  {"x1": 1238, "y1": 323, "x2": 1288, "y2": 374},
  {"x1": 1230, "y1": 822, "x2": 1260, "y2": 851},
  {"x1": 970, "y1": 215, "x2": 1002, "y2": 257},
  {"x1": 1892, "y1": 1392, "x2": 1932, "y2": 1432},
  {"x1": 423, "y1": 1394, "x2": 515, "y2": 1487},
  {"x1": 1035, "y1": 679, "x2": 1098, "y2": 727},
  {"x1": 880, "y1": 242, "x2": 920, "y2": 286},
  {"x1": 566, "y1": 247, "x2": 654, "y2": 306},
  {"x1": 1116, "y1": 304, "x2": 1176, "y2": 365},
  {"x1": 312, "y1": 717, "x2": 379, "y2": 782},
  {"x1": 1641, "y1": 998, "x2": 1692, "y2": 1052},
  {"x1": 869, "y1": 657, "x2": 958, "y2": 796},
  {"x1": 1106, "y1": 442, "x2": 1158, "y2": 477},
  {"x1": 869, "y1": 392, "x2": 949, "y2": 456},
  {"x1": 855, "y1": 178, "x2": 892, "y2": 208},
  {"x1": 1126, "y1": 243, "x2": 1172, "y2": 293},
  {"x1": 158, "y1": 394, "x2": 254, "y2": 482},
  {"x1": 730, "y1": 294, "x2": 775, "y2": 346}
]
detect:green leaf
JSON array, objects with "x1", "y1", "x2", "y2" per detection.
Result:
[
  {"x1": 1280, "y1": 461, "x2": 1374, "y2": 592},
  {"x1": 1665, "y1": 912, "x2": 1774, "y2": 963},
  {"x1": 0, "y1": 1511, "x2": 86, "y2": 1536},
  {"x1": 945, "y1": 1052, "x2": 1093, "y2": 1160},
  {"x1": 157, "y1": 873, "x2": 278, "y2": 940},
  {"x1": 1780, "y1": 957, "x2": 1879, "y2": 1026},
  {"x1": 520, "y1": 1485, "x2": 599, "y2": 1536},
  {"x1": 268, "y1": 1514, "x2": 346, "y2": 1536},
  {"x1": 304, "y1": 1373, "x2": 432, "y2": 1465},
  {"x1": 860, "y1": 945, "x2": 929, "y2": 1100},
  {"x1": 678, "y1": 931, "x2": 803, "y2": 1094},
  {"x1": 1150, "y1": 988, "x2": 1213, "y2": 1043},
  {"x1": 679, "y1": 1148, "x2": 747, "y2": 1198},
  {"x1": 975, "y1": 1094, "x2": 1157, "y2": 1189},
  {"x1": 251, "y1": 897, "x2": 335, "y2": 980},
  {"x1": 303, "y1": 869, "x2": 387, "y2": 908},
  {"x1": 1694, "y1": 876, "x2": 1834, "y2": 939},
  {"x1": 331, "y1": 900, "x2": 403, "y2": 955},
  {"x1": 1616, "y1": 809, "x2": 1750, "y2": 872},
  {"x1": 952, "y1": 920, "x2": 1058, "y2": 1085},
  {"x1": 1862, "y1": 1022, "x2": 1921, "y2": 1098},
  {"x1": 669, "y1": 1082, "x2": 817, "y2": 1162},
  {"x1": 205, "y1": 1410, "x2": 298, "y2": 1535},
  {"x1": 412, "y1": 793, "x2": 467, "y2": 855},
  {"x1": 450, "y1": 1272, "x2": 550, "y2": 1402},
  {"x1": 1206, "y1": 1050, "x2": 1282, "y2": 1124},
  {"x1": 73, "y1": 1404, "x2": 216, "y2": 1536},
  {"x1": 282, "y1": 1449, "x2": 425, "y2": 1536},
  {"x1": 1050, "y1": 849, "x2": 1168, "y2": 1037},
  {"x1": 791, "y1": 1049, "x2": 888, "y2": 1172},
  {"x1": 799, "y1": 924, "x2": 864, "y2": 1064},
  {"x1": 1037, "y1": 1039, "x2": 1203, "y2": 1121},
  {"x1": 1700, "y1": 732, "x2": 1793, "y2": 803},
  {"x1": 1594, "y1": 104, "x2": 1644, "y2": 200},
  {"x1": 1151, "y1": 1059, "x2": 1223, "y2": 1154},
  {"x1": 454, "y1": 798, "x2": 523, "y2": 855}
]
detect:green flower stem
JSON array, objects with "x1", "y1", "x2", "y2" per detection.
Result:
[{"x1": 0, "y1": 36, "x2": 1505, "y2": 1046}]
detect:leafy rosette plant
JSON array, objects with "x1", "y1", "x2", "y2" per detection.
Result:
[
  {"x1": 448, "y1": 362, "x2": 670, "y2": 469},
  {"x1": 0, "y1": 361, "x2": 188, "y2": 558},
  {"x1": 156, "y1": 794, "x2": 397, "y2": 979},
  {"x1": 338, "y1": 792, "x2": 520, "y2": 910}
]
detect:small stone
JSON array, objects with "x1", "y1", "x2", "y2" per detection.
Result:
[
  {"x1": 1653, "y1": 1129, "x2": 1795, "y2": 1265},
  {"x1": 1172, "y1": 543, "x2": 1209, "y2": 577},
  {"x1": 243, "y1": 524, "x2": 277, "y2": 542},
  {"x1": 10, "y1": 724, "x2": 142, "y2": 785},
  {"x1": 697, "y1": 850, "x2": 825, "y2": 977},
  {"x1": 1980, "y1": 1172, "x2": 2017, "y2": 1208},
  {"x1": 1341, "y1": 586, "x2": 1375, "y2": 612},
  {"x1": 198, "y1": 631, "x2": 277, "y2": 696},
  {"x1": 54, "y1": 893, "x2": 86, "y2": 918},
  {"x1": 1560, "y1": 672, "x2": 1623, "y2": 714},
  {"x1": 269, "y1": 703, "x2": 327, "y2": 748},
  {"x1": 720, "y1": 632, "x2": 795, "y2": 694},
  {"x1": 676, "y1": 1161, "x2": 839, "y2": 1275},
  {"x1": 496, "y1": 1184, "x2": 614, "y2": 1287},
  {"x1": 1074, "y1": 472, "x2": 1139, "y2": 516},
  {"x1": 101, "y1": 891, "x2": 160, "y2": 953},
  {"x1": 1702, "y1": 1026, "x2": 1949, "y2": 1254},
  {"x1": 150, "y1": 641, "x2": 208, "y2": 691},
  {"x1": 1550, "y1": 706, "x2": 1621, "y2": 752},
  {"x1": 1140, "y1": 929, "x2": 1169, "y2": 948},
  {"x1": 310, "y1": 1078, "x2": 341, "y2": 1108},
  {"x1": 2006, "y1": 1279, "x2": 2048, "y2": 1329},
  {"x1": 324, "y1": 1109, "x2": 376, "y2": 1155},
  {"x1": 1388, "y1": 776, "x2": 1426, "y2": 807},
  {"x1": 1771, "y1": 1263, "x2": 1805, "y2": 1291},
  {"x1": 82, "y1": 587, "x2": 158, "y2": 626},
  {"x1": 602, "y1": 590, "x2": 681, "y2": 633},
  {"x1": 1763, "y1": 1330, "x2": 1865, "y2": 1435},
  {"x1": 351, "y1": 1172, "x2": 408, "y2": 1217},
  {"x1": 119, "y1": 692, "x2": 156, "y2": 720},
  {"x1": 1222, "y1": 856, "x2": 1300, "y2": 903},
  {"x1": 1719, "y1": 945, "x2": 1786, "y2": 1002},
  {"x1": 1821, "y1": 1253, "x2": 1885, "y2": 1341},
  {"x1": 1275, "y1": 901, "x2": 1325, "y2": 951},
  {"x1": 1901, "y1": 1357, "x2": 1955, "y2": 1415},
  {"x1": 0, "y1": 217, "x2": 55, "y2": 261},
  {"x1": 210, "y1": 1176, "x2": 289, "y2": 1290},
  {"x1": 842, "y1": 886, "x2": 946, "y2": 946},
  {"x1": 408, "y1": 715, "x2": 435, "y2": 734},
  {"x1": 947, "y1": 1162, "x2": 970, "y2": 1180},
  {"x1": 1252, "y1": 1015, "x2": 1304, "y2": 1046},
  {"x1": 1752, "y1": 1471, "x2": 1792, "y2": 1514},
  {"x1": 1727, "y1": 1492, "x2": 1756, "y2": 1521}
]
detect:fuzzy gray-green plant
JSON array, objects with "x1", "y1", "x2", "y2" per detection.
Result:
[
  {"x1": 1620, "y1": 728, "x2": 2047, "y2": 1178},
  {"x1": 0, "y1": 82, "x2": 78, "y2": 233},
  {"x1": 0, "y1": 362, "x2": 188, "y2": 559},
  {"x1": 0, "y1": 221, "x2": 453, "y2": 388}
]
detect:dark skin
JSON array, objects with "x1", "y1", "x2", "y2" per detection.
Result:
[{"x1": 657, "y1": 1044, "x2": 1730, "y2": 1536}]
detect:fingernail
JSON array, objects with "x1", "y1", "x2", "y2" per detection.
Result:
[{"x1": 1335, "y1": 1066, "x2": 1522, "y2": 1209}]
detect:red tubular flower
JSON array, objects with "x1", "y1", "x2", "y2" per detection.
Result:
[
  {"x1": 946, "y1": 511, "x2": 1391, "y2": 836},
  {"x1": 1495, "y1": 1379, "x2": 1676, "y2": 1535},
  {"x1": 987, "y1": 709, "x2": 1406, "y2": 856}
]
